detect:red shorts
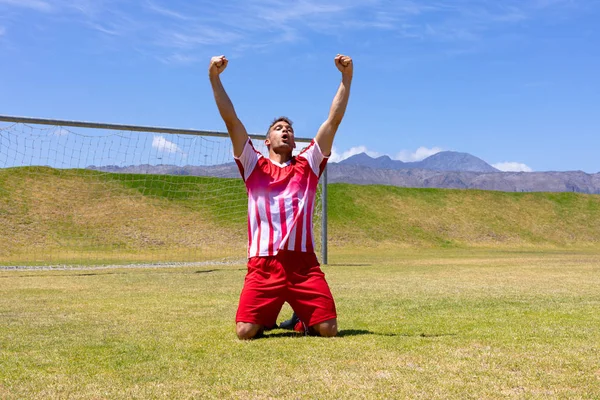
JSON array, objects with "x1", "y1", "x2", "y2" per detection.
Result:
[{"x1": 236, "y1": 250, "x2": 337, "y2": 327}]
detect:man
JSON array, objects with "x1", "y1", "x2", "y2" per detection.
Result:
[{"x1": 209, "y1": 53, "x2": 353, "y2": 339}]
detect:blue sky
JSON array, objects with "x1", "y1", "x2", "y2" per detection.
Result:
[{"x1": 0, "y1": 0, "x2": 599, "y2": 172}]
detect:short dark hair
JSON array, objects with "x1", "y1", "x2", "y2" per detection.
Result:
[{"x1": 266, "y1": 116, "x2": 293, "y2": 137}]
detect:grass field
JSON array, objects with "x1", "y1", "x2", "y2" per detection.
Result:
[{"x1": 2, "y1": 248, "x2": 599, "y2": 399}]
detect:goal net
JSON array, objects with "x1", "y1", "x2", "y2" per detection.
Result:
[{"x1": 0, "y1": 117, "x2": 324, "y2": 268}]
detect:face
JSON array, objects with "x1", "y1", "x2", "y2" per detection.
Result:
[{"x1": 266, "y1": 121, "x2": 296, "y2": 153}]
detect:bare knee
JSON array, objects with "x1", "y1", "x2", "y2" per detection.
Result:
[
  {"x1": 312, "y1": 319, "x2": 338, "y2": 337},
  {"x1": 236, "y1": 322, "x2": 262, "y2": 340}
]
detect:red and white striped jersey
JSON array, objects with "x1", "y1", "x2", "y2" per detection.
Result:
[{"x1": 234, "y1": 139, "x2": 328, "y2": 258}]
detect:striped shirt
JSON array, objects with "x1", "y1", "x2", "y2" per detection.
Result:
[{"x1": 234, "y1": 139, "x2": 327, "y2": 258}]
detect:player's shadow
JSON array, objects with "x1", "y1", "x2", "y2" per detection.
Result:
[
  {"x1": 261, "y1": 331, "x2": 307, "y2": 338},
  {"x1": 0, "y1": 271, "x2": 123, "y2": 278},
  {"x1": 337, "y1": 329, "x2": 376, "y2": 337},
  {"x1": 262, "y1": 329, "x2": 455, "y2": 338},
  {"x1": 3, "y1": 268, "x2": 218, "y2": 279},
  {"x1": 339, "y1": 330, "x2": 456, "y2": 338}
]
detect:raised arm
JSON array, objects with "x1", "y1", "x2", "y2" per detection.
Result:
[
  {"x1": 315, "y1": 54, "x2": 353, "y2": 156},
  {"x1": 209, "y1": 55, "x2": 249, "y2": 157}
]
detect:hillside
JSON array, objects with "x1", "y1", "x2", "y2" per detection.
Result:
[
  {"x1": 1, "y1": 167, "x2": 600, "y2": 265},
  {"x1": 328, "y1": 184, "x2": 600, "y2": 248}
]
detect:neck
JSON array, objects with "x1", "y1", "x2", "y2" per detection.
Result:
[{"x1": 269, "y1": 149, "x2": 293, "y2": 164}]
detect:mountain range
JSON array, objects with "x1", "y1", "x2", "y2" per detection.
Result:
[
  {"x1": 339, "y1": 151, "x2": 499, "y2": 173},
  {"x1": 88, "y1": 151, "x2": 600, "y2": 194}
]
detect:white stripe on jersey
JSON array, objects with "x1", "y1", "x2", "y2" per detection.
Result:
[
  {"x1": 286, "y1": 222, "x2": 298, "y2": 252},
  {"x1": 278, "y1": 195, "x2": 294, "y2": 252},
  {"x1": 248, "y1": 195, "x2": 260, "y2": 257},
  {"x1": 301, "y1": 198, "x2": 309, "y2": 252},
  {"x1": 256, "y1": 195, "x2": 270, "y2": 256}
]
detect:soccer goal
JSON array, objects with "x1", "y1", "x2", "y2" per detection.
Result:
[{"x1": 0, "y1": 115, "x2": 327, "y2": 268}]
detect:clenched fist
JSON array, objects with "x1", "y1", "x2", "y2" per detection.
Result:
[
  {"x1": 335, "y1": 54, "x2": 353, "y2": 77},
  {"x1": 209, "y1": 55, "x2": 228, "y2": 78}
]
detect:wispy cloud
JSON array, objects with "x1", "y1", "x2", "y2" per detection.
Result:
[
  {"x1": 0, "y1": 26, "x2": 5, "y2": 37},
  {"x1": 158, "y1": 53, "x2": 200, "y2": 65},
  {"x1": 158, "y1": 28, "x2": 244, "y2": 49},
  {"x1": 63, "y1": 0, "x2": 109, "y2": 18},
  {"x1": 88, "y1": 22, "x2": 121, "y2": 36},
  {"x1": 0, "y1": 0, "x2": 588, "y2": 63},
  {"x1": 533, "y1": 0, "x2": 575, "y2": 10},
  {"x1": 0, "y1": 0, "x2": 52, "y2": 12},
  {"x1": 396, "y1": 147, "x2": 443, "y2": 162},
  {"x1": 492, "y1": 162, "x2": 533, "y2": 172},
  {"x1": 248, "y1": 0, "x2": 351, "y2": 24},
  {"x1": 146, "y1": 1, "x2": 190, "y2": 20}
]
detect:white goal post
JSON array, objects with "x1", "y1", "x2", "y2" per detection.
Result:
[{"x1": 0, "y1": 114, "x2": 328, "y2": 268}]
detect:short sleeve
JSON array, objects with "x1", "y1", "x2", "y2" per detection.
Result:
[
  {"x1": 297, "y1": 140, "x2": 328, "y2": 177},
  {"x1": 234, "y1": 139, "x2": 262, "y2": 181}
]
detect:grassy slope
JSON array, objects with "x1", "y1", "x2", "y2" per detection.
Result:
[
  {"x1": 1, "y1": 167, "x2": 600, "y2": 264},
  {"x1": 329, "y1": 184, "x2": 600, "y2": 249},
  {"x1": 0, "y1": 167, "x2": 248, "y2": 264}
]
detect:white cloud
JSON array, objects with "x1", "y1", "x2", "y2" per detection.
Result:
[
  {"x1": 395, "y1": 146, "x2": 443, "y2": 162},
  {"x1": 152, "y1": 135, "x2": 183, "y2": 154},
  {"x1": 329, "y1": 145, "x2": 382, "y2": 163},
  {"x1": 492, "y1": 162, "x2": 533, "y2": 172}
]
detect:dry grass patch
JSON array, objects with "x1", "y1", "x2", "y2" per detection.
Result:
[{"x1": 0, "y1": 168, "x2": 246, "y2": 265}]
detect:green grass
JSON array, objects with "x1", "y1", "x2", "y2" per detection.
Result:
[
  {"x1": 2, "y1": 167, "x2": 600, "y2": 266},
  {"x1": 327, "y1": 183, "x2": 600, "y2": 249},
  {"x1": 1, "y1": 248, "x2": 600, "y2": 399}
]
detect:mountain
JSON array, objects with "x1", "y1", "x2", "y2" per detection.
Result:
[
  {"x1": 339, "y1": 154, "x2": 405, "y2": 170},
  {"x1": 326, "y1": 164, "x2": 600, "y2": 194},
  {"x1": 413, "y1": 151, "x2": 499, "y2": 172},
  {"x1": 339, "y1": 151, "x2": 499, "y2": 173}
]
